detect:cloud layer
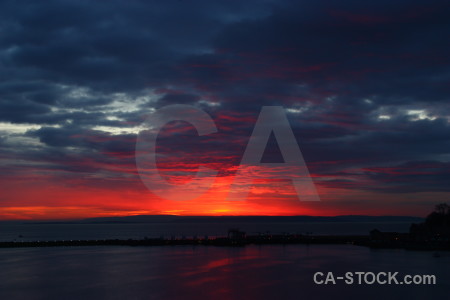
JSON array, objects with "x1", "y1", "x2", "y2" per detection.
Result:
[{"x1": 1, "y1": 0, "x2": 449, "y2": 218}]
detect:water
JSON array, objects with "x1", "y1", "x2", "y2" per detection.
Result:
[
  {"x1": 0, "y1": 244, "x2": 448, "y2": 299},
  {"x1": 0, "y1": 222, "x2": 413, "y2": 241},
  {"x1": 1, "y1": 222, "x2": 447, "y2": 299}
]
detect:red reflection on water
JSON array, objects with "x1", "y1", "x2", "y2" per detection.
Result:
[{"x1": 177, "y1": 246, "x2": 294, "y2": 300}]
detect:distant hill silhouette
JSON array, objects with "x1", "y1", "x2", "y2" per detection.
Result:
[
  {"x1": 8, "y1": 215, "x2": 424, "y2": 225},
  {"x1": 75, "y1": 215, "x2": 423, "y2": 224}
]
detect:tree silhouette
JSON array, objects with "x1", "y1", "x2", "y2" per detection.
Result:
[
  {"x1": 434, "y1": 203, "x2": 449, "y2": 215},
  {"x1": 410, "y1": 203, "x2": 450, "y2": 238}
]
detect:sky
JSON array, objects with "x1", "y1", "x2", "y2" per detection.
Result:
[{"x1": 0, "y1": 0, "x2": 449, "y2": 220}]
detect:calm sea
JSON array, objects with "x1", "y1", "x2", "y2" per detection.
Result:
[
  {"x1": 0, "y1": 244, "x2": 448, "y2": 299},
  {"x1": 0, "y1": 222, "x2": 448, "y2": 299}
]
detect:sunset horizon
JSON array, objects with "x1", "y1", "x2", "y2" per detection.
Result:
[{"x1": 1, "y1": 1, "x2": 449, "y2": 298}]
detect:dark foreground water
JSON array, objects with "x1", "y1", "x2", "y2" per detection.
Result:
[{"x1": 0, "y1": 244, "x2": 448, "y2": 300}]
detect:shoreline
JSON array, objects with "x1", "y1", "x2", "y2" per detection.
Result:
[{"x1": 1, "y1": 234, "x2": 449, "y2": 251}]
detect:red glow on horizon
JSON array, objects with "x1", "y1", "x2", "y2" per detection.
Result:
[
  {"x1": 0, "y1": 168, "x2": 431, "y2": 220},
  {"x1": 0, "y1": 111, "x2": 439, "y2": 221}
]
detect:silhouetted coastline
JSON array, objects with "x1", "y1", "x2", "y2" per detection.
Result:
[
  {"x1": 1, "y1": 230, "x2": 448, "y2": 251},
  {"x1": 0, "y1": 232, "x2": 370, "y2": 248},
  {"x1": 2, "y1": 205, "x2": 449, "y2": 251}
]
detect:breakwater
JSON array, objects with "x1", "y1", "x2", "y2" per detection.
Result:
[{"x1": 0, "y1": 234, "x2": 368, "y2": 248}]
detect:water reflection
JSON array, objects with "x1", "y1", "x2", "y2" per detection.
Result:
[{"x1": 0, "y1": 245, "x2": 448, "y2": 299}]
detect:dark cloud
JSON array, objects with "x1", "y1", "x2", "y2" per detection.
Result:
[
  {"x1": 156, "y1": 93, "x2": 201, "y2": 108},
  {"x1": 363, "y1": 160, "x2": 450, "y2": 193},
  {"x1": 0, "y1": 0, "x2": 449, "y2": 200}
]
